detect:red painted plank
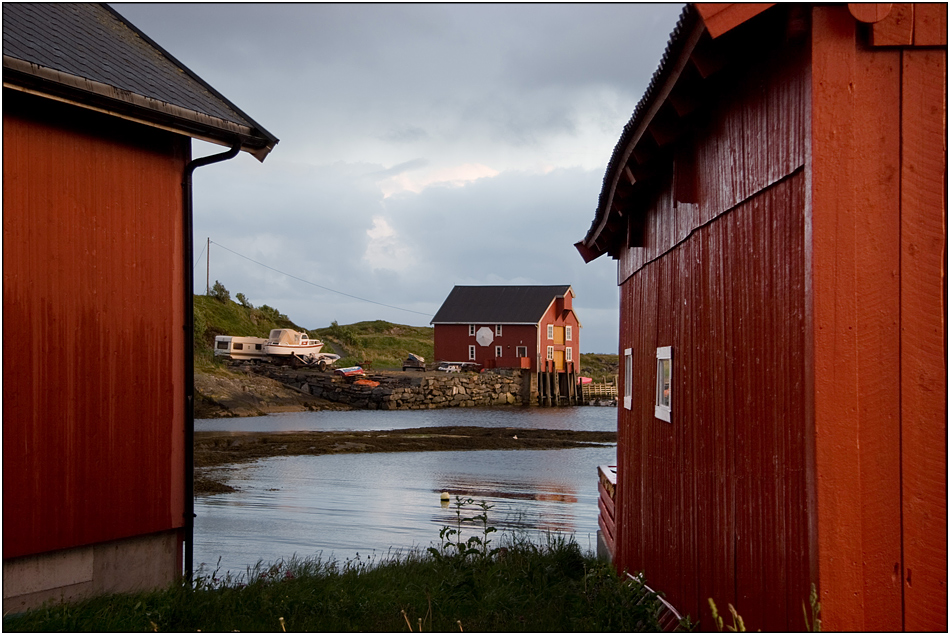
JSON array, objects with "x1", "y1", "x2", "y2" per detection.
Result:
[
  {"x1": 913, "y1": 2, "x2": 948, "y2": 45},
  {"x1": 871, "y1": 2, "x2": 915, "y2": 46},
  {"x1": 900, "y1": 48, "x2": 948, "y2": 632},
  {"x1": 810, "y1": 5, "x2": 905, "y2": 629}
]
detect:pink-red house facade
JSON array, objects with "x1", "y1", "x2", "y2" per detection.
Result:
[{"x1": 431, "y1": 286, "x2": 580, "y2": 374}]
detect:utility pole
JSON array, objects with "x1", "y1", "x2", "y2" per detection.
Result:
[{"x1": 206, "y1": 237, "x2": 210, "y2": 295}]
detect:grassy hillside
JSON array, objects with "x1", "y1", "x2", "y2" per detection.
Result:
[
  {"x1": 579, "y1": 353, "x2": 619, "y2": 385},
  {"x1": 194, "y1": 294, "x2": 433, "y2": 372},
  {"x1": 193, "y1": 294, "x2": 308, "y2": 373},
  {"x1": 313, "y1": 320, "x2": 434, "y2": 370}
]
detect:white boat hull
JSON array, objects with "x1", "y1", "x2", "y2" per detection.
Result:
[{"x1": 264, "y1": 343, "x2": 324, "y2": 357}]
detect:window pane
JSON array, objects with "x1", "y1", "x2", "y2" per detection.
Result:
[{"x1": 657, "y1": 358, "x2": 671, "y2": 408}]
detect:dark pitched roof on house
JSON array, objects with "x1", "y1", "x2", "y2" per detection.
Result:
[
  {"x1": 431, "y1": 286, "x2": 573, "y2": 325},
  {"x1": 2, "y1": 3, "x2": 277, "y2": 161}
]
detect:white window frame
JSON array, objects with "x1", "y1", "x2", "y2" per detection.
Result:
[
  {"x1": 623, "y1": 348, "x2": 633, "y2": 410},
  {"x1": 468, "y1": 324, "x2": 476, "y2": 336},
  {"x1": 547, "y1": 324, "x2": 554, "y2": 339},
  {"x1": 655, "y1": 346, "x2": 672, "y2": 422},
  {"x1": 565, "y1": 347, "x2": 572, "y2": 362},
  {"x1": 468, "y1": 345, "x2": 476, "y2": 360},
  {"x1": 546, "y1": 346, "x2": 554, "y2": 360},
  {"x1": 566, "y1": 325, "x2": 572, "y2": 341},
  {"x1": 495, "y1": 345, "x2": 502, "y2": 357},
  {"x1": 516, "y1": 345, "x2": 527, "y2": 357},
  {"x1": 495, "y1": 324, "x2": 503, "y2": 336}
]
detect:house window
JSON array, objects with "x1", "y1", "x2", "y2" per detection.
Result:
[
  {"x1": 566, "y1": 325, "x2": 572, "y2": 341},
  {"x1": 546, "y1": 346, "x2": 554, "y2": 360},
  {"x1": 655, "y1": 346, "x2": 672, "y2": 422},
  {"x1": 495, "y1": 345, "x2": 502, "y2": 357},
  {"x1": 623, "y1": 348, "x2": 632, "y2": 410},
  {"x1": 516, "y1": 346, "x2": 527, "y2": 357},
  {"x1": 469, "y1": 325, "x2": 475, "y2": 336},
  {"x1": 547, "y1": 324, "x2": 554, "y2": 339},
  {"x1": 469, "y1": 345, "x2": 476, "y2": 360},
  {"x1": 565, "y1": 347, "x2": 572, "y2": 362},
  {"x1": 495, "y1": 325, "x2": 503, "y2": 336}
]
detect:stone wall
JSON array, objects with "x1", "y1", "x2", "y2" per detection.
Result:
[{"x1": 244, "y1": 365, "x2": 528, "y2": 410}]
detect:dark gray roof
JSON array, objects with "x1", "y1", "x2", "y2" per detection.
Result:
[
  {"x1": 3, "y1": 3, "x2": 277, "y2": 160},
  {"x1": 577, "y1": 3, "x2": 697, "y2": 259},
  {"x1": 431, "y1": 286, "x2": 573, "y2": 325}
]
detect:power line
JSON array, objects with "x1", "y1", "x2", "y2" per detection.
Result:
[
  {"x1": 193, "y1": 240, "x2": 207, "y2": 270},
  {"x1": 208, "y1": 240, "x2": 432, "y2": 318}
]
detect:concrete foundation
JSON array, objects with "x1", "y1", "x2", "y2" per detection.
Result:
[{"x1": 3, "y1": 530, "x2": 181, "y2": 614}]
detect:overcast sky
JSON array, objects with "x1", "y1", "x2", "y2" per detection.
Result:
[{"x1": 111, "y1": 2, "x2": 684, "y2": 354}]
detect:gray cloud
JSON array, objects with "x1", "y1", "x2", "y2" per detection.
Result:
[{"x1": 111, "y1": 2, "x2": 684, "y2": 353}]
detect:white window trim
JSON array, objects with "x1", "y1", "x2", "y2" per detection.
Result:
[
  {"x1": 468, "y1": 345, "x2": 476, "y2": 360},
  {"x1": 546, "y1": 346, "x2": 554, "y2": 360},
  {"x1": 565, "y1": 347, "x2": 572, "y2": 362},
  {"x1": 516, "y1": 346, "x2": 527, "y2": 357},
  {"x1": 655, "y1": 346, "x2": 672, "y2": 422},
  {"x1": 566, "y1": 325, "x2": 572, "y2": 341},
  {"x1": 495, "y1": 345, "x2": 502, "y2": 357},
  {"x1": 495, "y1": 324, "x2": 503, "y2": 336},
  {"x1": 547, "y1": 324, "x2": 554, "y2": 339},
  {"x1": 468, "y1": 324, "x2": 475, "y2": 336},
  {"x1": 623, "y1": 348, "x2": 633, "y2": 410}
]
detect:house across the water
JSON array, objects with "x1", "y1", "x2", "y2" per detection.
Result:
[{"x1": 431, "y1": 285, "x2": 581, "y2": 405}]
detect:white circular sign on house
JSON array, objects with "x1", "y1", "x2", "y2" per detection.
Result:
[{"x1": 475, "y1": 327, "x2": 494, "y2": 347}]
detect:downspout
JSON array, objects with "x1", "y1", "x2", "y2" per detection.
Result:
[{"x1": 182, "y1": 141, "x2": 241, "y2": 582}]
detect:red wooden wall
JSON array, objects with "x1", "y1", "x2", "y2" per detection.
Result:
[
  {"x1": 612, "y1": 3, "x2": 946, "y2": 631},
  {"x1": 3, "y1": 91, "x2": 188, "y2": 558},
  {"x1": 810, "y1": 5, "x2": 947, "y2": 630},
  {"x1": 615, "y1": 20, "x2": 811, "y2": 630},
  {"x1": 434, "y1": 323, "x2": 539, "y2": 370}
]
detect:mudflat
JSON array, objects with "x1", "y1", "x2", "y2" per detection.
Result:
[{"x1": 194, "y1": 426, "x2": 616, "y2": 494}]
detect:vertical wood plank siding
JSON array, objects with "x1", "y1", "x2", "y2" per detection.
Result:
[
  {"x1": 898, "y1": 48, "x2": 948, "y2": 632},
  {"x1": 2, "y1": 93, "x2": 187, "y2": 558},
  {"x1": 615, "y1": 30, "x2": 810, "y2": 631},
  {"x1": 808, "y1": 6, "x2": 947, "y2": 629}
]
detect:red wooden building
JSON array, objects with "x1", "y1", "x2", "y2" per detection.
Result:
[
  {"x1": 576, "y1": 3, "x2": 946, "y2": 631},
  {"x1": 431, "y1": 285, "x2": 581, "y2": 375},
  {"x1": 3, "y1": 4, "x2": 276, "y2": 612}
]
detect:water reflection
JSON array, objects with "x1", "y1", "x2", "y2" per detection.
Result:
[
  {"x1": 196, "y1": 405, "x2": 616, "y2": 433},
  {"x1": 195, "y1": 444, "x2": 616, "y2": 577}
]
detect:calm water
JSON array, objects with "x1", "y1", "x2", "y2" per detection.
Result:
[
  {"x1": 195, "y1": 405, "x2": 616, "y2": 433},
  {"x1": 194, "y1": 407, "x2": 616, "y2": 578}
]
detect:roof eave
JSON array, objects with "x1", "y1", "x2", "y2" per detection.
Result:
[
  {"x1": 577, "y1": 5, "x2": 706, "y2": 262},
  {"x1": 4, "y1": 56, "x2": 278, "y2": 161}
]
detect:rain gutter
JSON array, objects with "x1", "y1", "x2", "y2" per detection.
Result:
[{"x1": 182, "y1": 142, "x2": 242, "y2": 582}]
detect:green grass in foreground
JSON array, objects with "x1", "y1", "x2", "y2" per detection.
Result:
[{"x1": 4, "y1": 535, "x2": 673, "y2": 632}]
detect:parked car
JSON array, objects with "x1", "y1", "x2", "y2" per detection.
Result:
[{"x1": 402, "y1": 353, "x2": 426, "y2": 372}]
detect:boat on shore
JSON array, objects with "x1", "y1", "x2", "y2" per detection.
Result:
[{"x1": 264, "y1": 329, "x2": 324, "y2": 358}]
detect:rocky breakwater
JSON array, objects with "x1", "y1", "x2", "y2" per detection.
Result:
[{"x1": 242, "y1": 364, "x2": 527, "y2": 410}]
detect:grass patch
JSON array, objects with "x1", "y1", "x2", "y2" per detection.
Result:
[
  {"x1": 314, "y1": 320, "x2": 434, "y2": 370},
  {"x1": 4, "y1": 533, "x2": 671, "y2": 633},
  {"x1": 579, "y1": 353, "x2": 619, "y2": 384}
]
